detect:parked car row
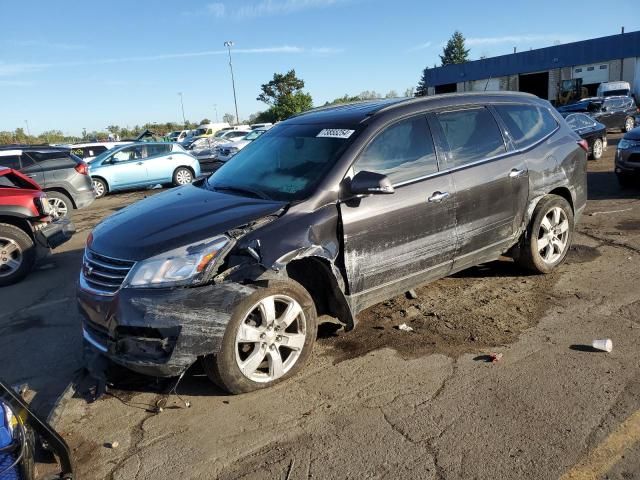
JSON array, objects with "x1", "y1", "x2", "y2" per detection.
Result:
[{"x1": 557, "y1": 95, "x2": 638, "y2": 133}]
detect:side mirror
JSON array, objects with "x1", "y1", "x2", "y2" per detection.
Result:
[{"x1": 349, "y1": 170, "x2": 394, "y2": 196}]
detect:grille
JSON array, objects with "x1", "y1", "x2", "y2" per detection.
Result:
[
  {"x1": 81, "y1": 249, "x2": 135, "y2": 295},
  {"x1": 628, "y1": 153, "x2": 640, "y2": 163}
]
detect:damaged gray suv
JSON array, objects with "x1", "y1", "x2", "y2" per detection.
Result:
[{"x1": 78, "y1": 93, "x2": 587, "y2": 394}]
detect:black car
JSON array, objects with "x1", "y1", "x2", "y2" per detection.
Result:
[
  {"x1": 78, "y1": 92, "x2": 587, "y2": 394},
  {"x1": 0, "y1": 145, "x2": 95, "y2": 219},
  {"x1": 615, "y1": 126, "x2": 640, "y2": 187},
  {"x1": 558, "y1": 96, "x2": 638, "y2": 133},
  {"x1": 561, "y1": 112, "x2": 607, "y2": 159}
]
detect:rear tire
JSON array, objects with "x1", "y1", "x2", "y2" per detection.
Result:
[
  {"x1": 173, "y1": 167, "x2": 193, "y2": 186},
  {"x1": 46, "y1": 191, "x2": 73, "y2": 219},
  {"x1": 591, "y1": 138, "x2": 603, "y2": 160},
  {"x1": 515, "y1": 195, "x2": 574, "y2": 274},
  {"x1": 92, "y1": 178, "x2": 108, "y2": 199},
  {"x1": 0, "y1": 223, "x2": 36, "y2": 286},
  {"x1": 202, "y1": 280, "x2": 317, "y2": 394}
]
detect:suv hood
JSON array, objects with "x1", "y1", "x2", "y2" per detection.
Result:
[{"x1": 91, "y1": 184, "x2": 286, "y2": 261}]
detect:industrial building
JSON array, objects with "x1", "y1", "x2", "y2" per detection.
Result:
[{"x1": 422, "y1": 30, "x2": 640, "y2": 103}]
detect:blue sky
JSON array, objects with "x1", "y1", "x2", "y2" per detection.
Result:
[{"x1": 1, "y1": 0, "x2": 638, "y2": 135}]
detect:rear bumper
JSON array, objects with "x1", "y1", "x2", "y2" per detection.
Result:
[
  {"x1": 77, "y1": 281, "x2": 256, "y2": 377},
  {"x1": 73, "y1": 190, "x2": 96, "y2": 209}
]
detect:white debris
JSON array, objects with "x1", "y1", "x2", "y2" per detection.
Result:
[{"x1": 396, "y1": 323, "x2": 414, "y2": 332}]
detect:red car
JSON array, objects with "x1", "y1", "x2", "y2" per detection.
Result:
[{"x1": 0, "y1": 167, "x2": 74, "y2": 285}]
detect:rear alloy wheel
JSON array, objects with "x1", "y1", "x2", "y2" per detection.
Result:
[
  {"x1": 591, "y1": 138, "x2": 603, "y2": 160},
  {"x1": 202, "y1": 280, "x2": 317, "y2": 394},
  {"x1": 515, "y1": 195, "x2": 574, "y2": 274},
  {"x1": 46, "y1": 191, "x2": 72, "y2": 219},
  {"x1": 0, "y1": 223, "x2": 36, "y2": 286},
  {"x1": 92, "y1": 178, "x2": 107, "y2": 199},
  {"x1": 624, "y1": 117, "x2": 635, "y2": 133},
  {"x1": 173, "y1": 167, "x2": 193, "y2": 186}
]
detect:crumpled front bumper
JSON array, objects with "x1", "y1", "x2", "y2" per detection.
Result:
[
  {"x1": 77, "y1": 281, "x2": 255, "y2": 377},
  {"x1": 36, "y1": 218, "x2": 75, "y2": 250}
]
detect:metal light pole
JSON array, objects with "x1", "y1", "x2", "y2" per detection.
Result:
[
  {"x1": 24, "y1": 120, "x2": 31, "y2": 137},
  {"x1": 178, "y1": 92, "x2": 186, "y2": 126},
  {"x1": 213, "y1": 104, "x2": 219, "y2": 123},
  {"x1": 224, "y1": 41, "x2": 240, "y2": 125}
]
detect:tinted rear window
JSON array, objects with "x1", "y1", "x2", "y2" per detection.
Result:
[
  {"x1": 495, "y1": 104, "x2": 558, "y2": 149},
  {"x1": 436, "y1": 107, "x2": 506, "y2": 167}
]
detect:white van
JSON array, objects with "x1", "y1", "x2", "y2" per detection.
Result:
[
  {"x1": 192, "y1": 122, "x2": 231, "y2": 138},
  {"x1": 597, "y1": 81, "x2": 631, "y2": 98}
]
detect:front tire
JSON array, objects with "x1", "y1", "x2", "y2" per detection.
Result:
[
  {"x1": 173, "y1": 167, "x2": 193, "y2": 186},
  {"x1": 0, "y1": 223, "x2": 36, "y2": 286},
  {"x1": 46, "y1": 191, "x2": 72, "y2": 219},
  {"x1": 202, "y1": 280, "x2": 317, "y2": 394},
  {"x1": 92, "y1": 178, "x2": 108, "y2": 199},
  {"x1": 515, "y1": 195, "x2": 574, "y2": 274},
  {"x1": 624, "y1": 117, "x2": 635, "y2": 133},
  {"x1": 591, "y1": 138, "x2": 603, "y2": 160}
]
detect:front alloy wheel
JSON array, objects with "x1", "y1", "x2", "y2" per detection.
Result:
[
  {"x1": 624, "y1": 117, "x2": 635, "y2": 133},
  {"x1": 202, "y1": 280, "x2": 317, "y2": 394},
  {"x1": 592, "y1": 138, "x2": 603, "y2": 160},
  {"x1": 235, "y1": 295, "x2": 307, "y2": 383}
]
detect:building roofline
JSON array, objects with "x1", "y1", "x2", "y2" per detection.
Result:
[{"x1": 425, "y1": 30, "x2": 640, "y2": 87}]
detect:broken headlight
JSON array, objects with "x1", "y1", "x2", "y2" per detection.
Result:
[{"x1": 124, "y1": 236, "x2": 230, "y2": 288}]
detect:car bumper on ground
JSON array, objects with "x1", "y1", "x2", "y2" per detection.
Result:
[
  {"x1": 73, "y1": 190, "x2": 96, "y2": 209},
  {"x1": 77, "y1": 280, "x2": 256, "y2": 377},
  {"x1": 36, "y1": 218, "x2": 75, "y2": 250}
]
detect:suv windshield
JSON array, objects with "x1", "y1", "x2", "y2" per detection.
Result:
[{"x1": 207, "y1": 124, "x2": 356, "y2": 202}]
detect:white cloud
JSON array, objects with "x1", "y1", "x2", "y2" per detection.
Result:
[
  {"x1": 0, "y1": 45, "x2": 342, "y2": 77},
  {"x1": 236, "y1": 0, "x2": 346, "y2": 17},
  {"x1": 0, "y1": 79, "x2": 35, "y2": 87},
  {"x1": 407, "y1": 41, "x2": 432, "y2": 52},
  {"x1": 206, "y1": 2, "x2": 226, "y2": 17},
  {"x1": 465, "y1": 34, "x2": 577, "y2": 47}
]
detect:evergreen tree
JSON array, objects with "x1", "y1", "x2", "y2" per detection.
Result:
[
  {"x1": 439, "y1": 31, "x2": 470, "y2": 66},
  {"x1": 415, "y1": 67, "x2": 430, "y2": 97}
]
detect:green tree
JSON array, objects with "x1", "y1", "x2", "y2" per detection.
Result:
[
  {"x1": 416, "y1": 66, "x2": 430, "y2": 97},
  {"x1": 440, "y1": 31, "x2": 470, "y2": 66},
  {"x1": 385, "y1": 90, "x2": 399, "y2": 98},
  {"x1": 222, "y1": 113, "x2": 236, "y2": 124},
  {"x1": 257, "y1": 70, "x2": 313, "y2": 122},
  {"x1": 199, "y1": 118, "x2": 212, "y2": 125}
]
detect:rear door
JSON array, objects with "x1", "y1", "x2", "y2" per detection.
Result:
[
  {"x1": 599, "y1": 98, "x2": 620, "y2": 130},
  {"x1": 340, "y1": 114, "x2": 457, "y2": 302},
  {"x1": 142, "y1": 144, "x2": 173, "y2": 183},
  {"x1": 19, "y1": 153, "x2": 46, "y2": 186},
  {"x1": 431, "y1": 105, "x2": 528, "y2": 271}
]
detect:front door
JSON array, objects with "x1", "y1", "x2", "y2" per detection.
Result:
[
  {"x1": 431, "y1": 105, "x2": 529, "y2": 270},
  {"x1": 108, "y1": 145, "x2": 148, "y2": 188},
  {"x1": 340, "y1": 114, "x2": 457, "y2": 306}
]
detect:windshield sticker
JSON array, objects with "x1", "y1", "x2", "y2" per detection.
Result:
[{"x1": 316, "y1": 129, "x2": 355, "y2": 139}]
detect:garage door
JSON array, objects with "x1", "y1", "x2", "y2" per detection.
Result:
[
  {"x1": 573, "y1": 63, "x2": 609, "y2": 84},
  {"x1": 471, "y1": 78, "x2": 500, "y2": 92}
]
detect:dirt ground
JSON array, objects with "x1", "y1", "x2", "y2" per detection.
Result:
[{"x1": 2, "y1": 136, "x2": 640, "y2": 479}]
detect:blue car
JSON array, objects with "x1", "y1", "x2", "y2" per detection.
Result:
[{"x1": 88, "y1": 142, "x2": 201, "y2": 198}]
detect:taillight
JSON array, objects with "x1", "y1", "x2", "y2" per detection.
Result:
[
  {"x1": 578, "y1": 139, "x2": 589, "y2": 152},
  {"x1": 75, "y1": 162, "x2": 89, "y2": 175}
]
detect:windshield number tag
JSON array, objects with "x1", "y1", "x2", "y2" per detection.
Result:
[{"x1": 317, "y1": 129, "x2": 355, "y2": 139}]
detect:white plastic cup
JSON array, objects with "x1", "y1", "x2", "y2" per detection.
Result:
[{"x1": 592, "y1": 339, "x2": 613, "y2": 352}]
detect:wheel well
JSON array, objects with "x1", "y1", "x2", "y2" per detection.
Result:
[
  {"x1": 91, "y1": 176, "x2": 109, "y2": 192},
  {"x1": 44, "y1": 187, "x2": 76, "y2": 209},
  {"x1": 175, "y1": 165, "x2": 195, "y2": 177},
  {"x1": 285, "y1": 257, "x2": 353, "y2": 328},
  {"x1": 548, "y1": 187, "x2": 574, "y2": 212},
  {"x1": 0, "y1": 216, "x2": 33, "y2": 239}
]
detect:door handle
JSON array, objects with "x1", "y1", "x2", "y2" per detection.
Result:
[
  {"x1": 428, "y1": 191, "x2": 450, "y2": 203},
  {"x1": 167, "y1": 156, "x2": 173, "y2": 160},
  {"x1": 509, "y1": 168, "x2": 526, "y2": 178},
  {"x1": 137, "y1": 162, "x2": 144, "y2": 165}
]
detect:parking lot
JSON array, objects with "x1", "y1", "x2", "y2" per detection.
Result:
[{"x1": 2, "y1": 134, "x2": 640, "y2": 479}]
